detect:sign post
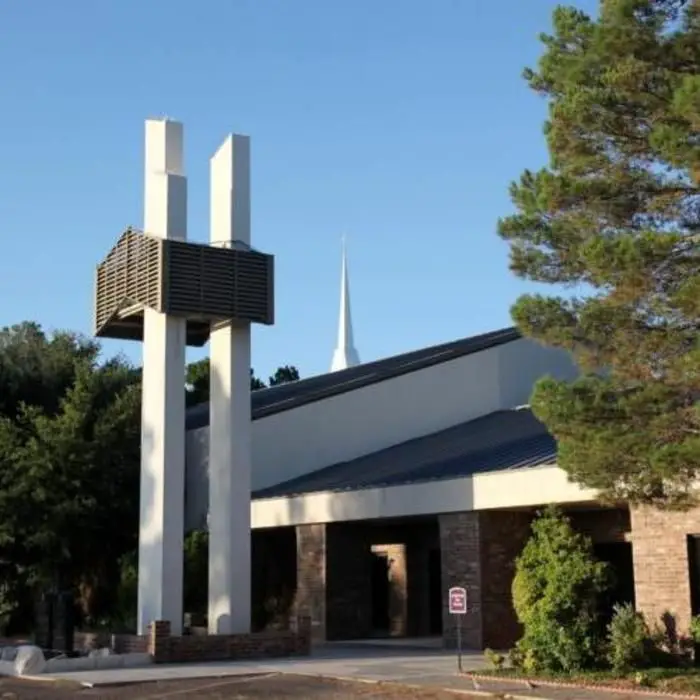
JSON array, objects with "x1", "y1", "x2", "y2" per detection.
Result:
[{"x1": 448, "y1": 586, "x2": 467, "y2": 672}]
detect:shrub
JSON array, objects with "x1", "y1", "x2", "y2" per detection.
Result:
[
  {"x1": 183, "y1": 530, "x2": 209, "y2": 616},
  {"x1": 512, "y1": 506, "x2": 609, "y2": 673},
  {"x1": 508, "y1": 646, "x2": 524, "y2": 671},
  {"x1": 484, "y1": 647, "x2": 505, "y2": 670},
  {"x1": 689, "y1": 615, "x2": 700, "y2": 645},
  {"x1": 607, "y1": 603, "x2": 649, "y2": 672},
  {"x1": 647, "y1": 613, "x2": 693, "y2": 665}
]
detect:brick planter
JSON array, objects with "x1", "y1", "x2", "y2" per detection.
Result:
[{"x1": 146, "y1": 617, "x2": 311, "y2": 664}]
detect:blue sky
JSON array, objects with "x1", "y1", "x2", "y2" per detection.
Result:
[{"x1": 0, "y1": 0, "x2": 597, "y2": 380}]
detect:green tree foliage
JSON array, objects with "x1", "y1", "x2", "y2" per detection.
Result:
[
  {"x1": 183, "y1": 530, "x2": 208, "y2": 616},
  {"x1": 268, "y1": 365, "x2": 300, "y2": 386},
  {"x1": 0, "y1": 323, "x2": 140, "y2": 631},
  {"x1": 512, "y1": 507, "x2": 609, "y2": 672},
  {"x1": 498, "y1": 0, "x2": 700, "y2": 508},
  {"x1": 185, "y1": 358, "x2": 300, "y2": 406},
  {"x1": 0, "y1": 322, "x2": 300, "y2": 632}
]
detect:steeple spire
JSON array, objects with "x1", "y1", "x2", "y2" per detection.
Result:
[{"x1": 330, "y1": 236, "x2": 361, "y2": 372}]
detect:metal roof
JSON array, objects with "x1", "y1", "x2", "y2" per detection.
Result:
[
  {"x1": 186, "y1": 326, "x2": 521, "y2": 429},
  {"x1": 253, "y1": 407, "x2": 556, "y2": 499}
]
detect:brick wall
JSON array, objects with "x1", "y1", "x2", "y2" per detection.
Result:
[
  {"x1": 145, "y1": 618, "x2": 311, "y2": 664},
  {"x1": 570, "y1": 508, "x2": 630, "y2": 543},
  {"x1": 439, "y1": 512, "x2": 483, "y2": 648},
  {"x1": 295, "y1": 524, "x2": 326, "y2": 642},
  {"x1": 631, "y1": 507, "x2": 700, "y2": 636},
  {"x1": 480, "y1": 510, "x2": 533, "y2": 650},
  {"x1": 439, "y1": 510, "x2": 532, "y2": 650},
  {"x1": 439, "y1": 507, "x2": 637, "y2": 651}
]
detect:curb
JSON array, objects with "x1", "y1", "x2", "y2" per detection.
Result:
[
  {"x1": 19, "y1": 671, "x2": 277, "y2": 689},
  {"x1": 306, "y1": 673, "x2": 538, "y2": 699},
  {"x1": 465, "y1": 672, "x2": 700, "y2": 700}
]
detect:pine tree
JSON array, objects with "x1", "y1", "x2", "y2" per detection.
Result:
[{"x1": 498, "y1": 0, "x2": 700, "y2": 508}]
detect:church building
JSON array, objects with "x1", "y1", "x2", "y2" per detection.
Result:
[
  {"x1": 179, "y1": 243, "x2": 696, "y2": 651},
  {"x1": 92, "y1": 119, "x2": 697, "y2": 652}
]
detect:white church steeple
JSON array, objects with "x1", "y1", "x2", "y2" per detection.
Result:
[{"x1": 330, "y1": 237, "x2": 361, "y2": 372}]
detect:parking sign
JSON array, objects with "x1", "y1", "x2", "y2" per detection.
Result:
[{"x1": 448, "y1": 586, "x2": 467, "y2": 615}]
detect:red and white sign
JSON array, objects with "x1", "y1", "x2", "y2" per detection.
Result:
[{"x1": 448, "y1": 586, "x2": 467, "y2": 615}]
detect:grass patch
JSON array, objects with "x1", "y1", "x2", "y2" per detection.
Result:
[{"x1": 478, "y1": 667, "x2": 700, "y2": 694}]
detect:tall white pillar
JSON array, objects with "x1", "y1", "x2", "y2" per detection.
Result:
[
  {"x1": 137, "y1": 119, "x2": 187, "y2": 635},
  {"x1": 208, "y1": 134, "x2": 252, "y2": 634}
]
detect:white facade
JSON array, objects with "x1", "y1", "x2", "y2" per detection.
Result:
[
  {"x1": 252, "y1": 464, "x2": 596, "y2": 529},
  {"x1": 185, "y1": 335, "x2": 582, "y2": 531}
]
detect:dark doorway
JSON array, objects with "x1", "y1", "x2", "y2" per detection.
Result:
[
  {"x1": 428, "y1": 548, "x2": 443, "y2": 635},
  {"x1": 371, "y1": 552, "x2": 390, "y2": 634},
  {"x1": 594, "y1": 542, "x2": 635, "y2": 626},
  {"x1": 687, "y1": 536, "x2": 700, "y2": 616}
]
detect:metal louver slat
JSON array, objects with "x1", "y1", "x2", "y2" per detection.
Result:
[{"x1": 94, "y1": 228, "x2": 274, "y2": 346}]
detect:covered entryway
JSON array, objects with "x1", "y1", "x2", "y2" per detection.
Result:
[{"x1": 295, "y1": 516, "x2": 442, "y2": 642}]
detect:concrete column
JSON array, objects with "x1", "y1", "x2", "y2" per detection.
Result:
[
  {"x1": 137, "y1": 119, "x2": 188, "y2": 635},
  {"x1": 208, "y1": 134, "x2": 253, "y2": 634},
  {"x1": 439, "y1": 512, "x2": 483, "y2": 649},
  {"x1": 439, "y1": 511, "x2": 531, "y2": 650},
  {"x1": 295, "y1": 524, "x2": 327, "y2": 643}
]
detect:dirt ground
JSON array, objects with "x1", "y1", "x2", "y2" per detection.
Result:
[{"x1": 0, "y1": 673, "x2": 480, "y2": 699}]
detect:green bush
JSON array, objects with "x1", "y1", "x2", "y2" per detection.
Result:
[
  {"x1": 103, "y1": 530, "x2": 210, "y2": 631},
  {"x1": 689, "y1": 615, "x2": 700, "y2": 644},
  {"x1": 508, "y1": 646, "x2": 524, "y2": 670},
  {"x1": 183, "y1": 530, "x2": 209, "y2": 616},
  {"x1": 484, "y1": 647, "x2": 505, "y2": 670},
  {"x1": 512, "y1": 506, "x2": 609, "y2": 673},
  {"x1": 607, "y1": 603, "x2": 649, "y2": 672}
]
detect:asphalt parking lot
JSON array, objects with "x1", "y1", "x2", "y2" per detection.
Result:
[{"x1": 0, "y1": 673, "x2": 481, "y2": 699}]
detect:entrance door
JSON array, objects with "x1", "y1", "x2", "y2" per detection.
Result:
[
  {"x1": 688, "y1": 536, "x2": 700, "y2": 616},
  {"x1": 428, "y1": 548, "x2": 443, "y2": 635},
  {"x1": 594, "y1": 542, "x2": 635, "y2": 627},
  {"x1": 371, "y1": 552, "x2": 390, "y2": 634}
]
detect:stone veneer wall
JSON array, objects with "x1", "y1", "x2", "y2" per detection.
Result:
[
  {"x1": 439, "y1": 510, "x2": 532, "y2": 650},
  {"x1": 630, "y1": 507, "x2": 700, "y2": 636}
]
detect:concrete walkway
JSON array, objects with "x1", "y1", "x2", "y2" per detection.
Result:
[
  {"x1": 38, "y1": 644, "x2": 684, "y2": 700},
  {"x1": 41, "y1": 643, "x2": 485, "y2": 687}
]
